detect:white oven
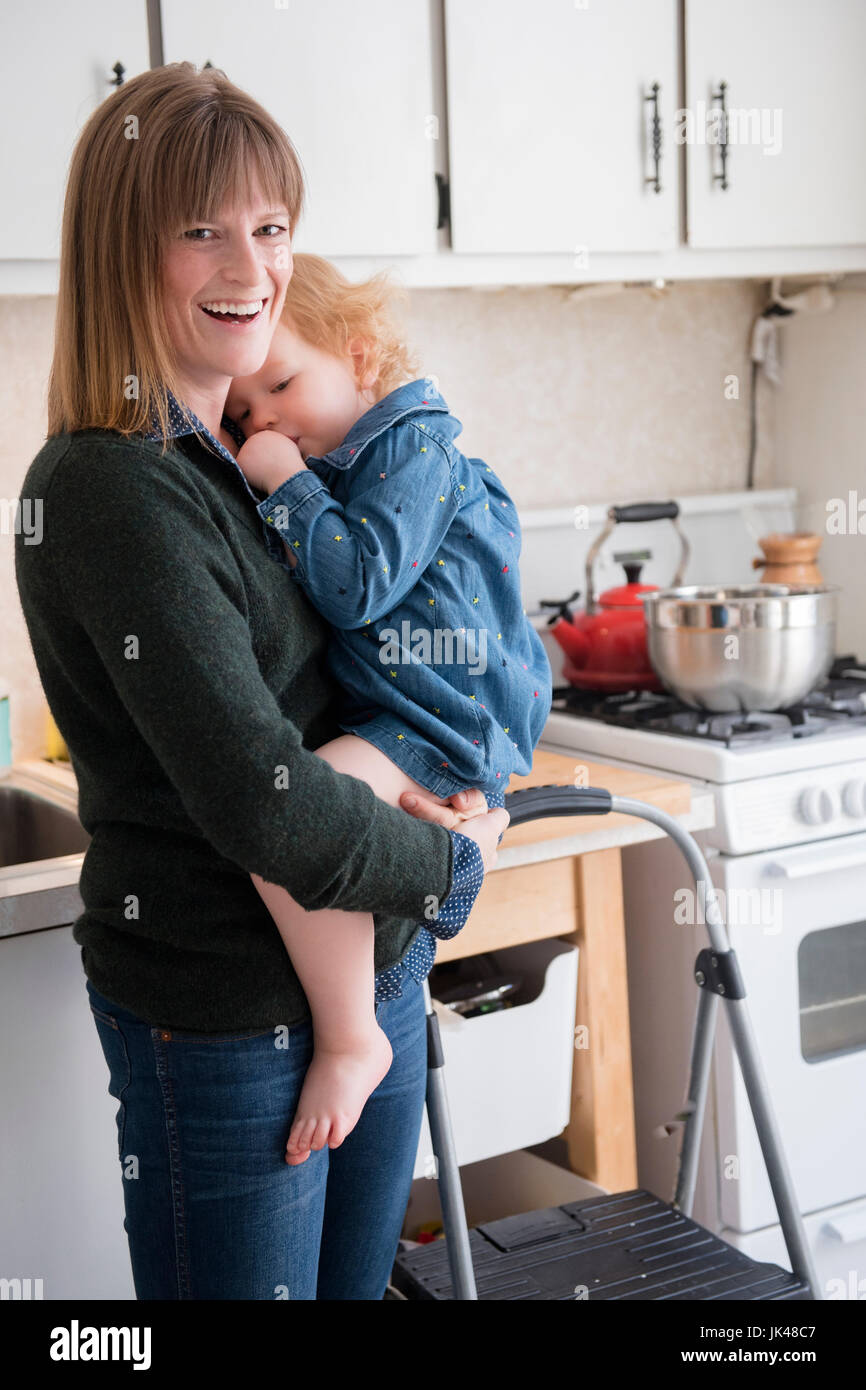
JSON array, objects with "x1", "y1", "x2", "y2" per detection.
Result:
[
  {"x1": 712, "y1": 833, "x2": 866, "y2": 1231},
  {"x1": 540, "y1": 705, "x2": 866, "y2": 1296}
]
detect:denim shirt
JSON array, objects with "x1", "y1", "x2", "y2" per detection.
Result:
[
  {"x1": 144, "y1": 391, "x2": 486, "y2": 1000},
  {"x1": 255, "y1": 379, "x2": 553, "y2": 802}
]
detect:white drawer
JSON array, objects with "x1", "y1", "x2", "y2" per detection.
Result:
[{"x1": 412, "y1": 938, "x2": 578, "y2": 1179}]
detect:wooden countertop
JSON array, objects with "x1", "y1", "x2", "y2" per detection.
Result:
[{"x1": 12, "y1": 752, "x2": 716, "y2": 865}]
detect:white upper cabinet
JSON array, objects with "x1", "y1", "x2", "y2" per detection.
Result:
[
  {"x1": 0, "y1": 3, "x2": 149, "y2": 260},
  {"x1": 444, "y1": 0, "x2": 679, "y2": 254},
  {"x1": 161, "y1": 0, "x2": 439, "y2": 258},
  {"x1": 685, "y1": 0, "x2": 866, "y2": 249},
  {"x1": 3, "y1": 0, "x2": 866, "y2": 290}
]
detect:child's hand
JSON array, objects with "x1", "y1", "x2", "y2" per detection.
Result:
[
  {"x1": 400, "y1": 787, "x2": 491, "y2": 826},
  {"x1": 446, "y1": 789, "x2": 491, "y2": 823},
  {"x1": 235, "y1": 431, "x2": 306, "y2": 495}
]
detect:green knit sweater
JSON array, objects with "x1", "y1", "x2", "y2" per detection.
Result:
[{"x1": 14, "y1": 429, "x2": 454, "y2": 1030}]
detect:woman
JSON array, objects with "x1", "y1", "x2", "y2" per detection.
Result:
[{"x1": 14, "y1": 62, "x2": 507, "y2": 1300}]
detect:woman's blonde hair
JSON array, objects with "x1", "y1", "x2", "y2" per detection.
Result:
[
  {"x1": 281, "y1": 253, "x2": 418, "y2": 400},
  {"x1": 47, "y1": 62, "x2": 305, "y2": 452}
]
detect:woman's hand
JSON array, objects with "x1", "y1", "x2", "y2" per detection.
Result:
[
  {"x1": 236, "y1": 431, "x2": 306, "y2": 494},
  {"x1": 400, "y1": 789, "x2": 509, "y2": 874}
]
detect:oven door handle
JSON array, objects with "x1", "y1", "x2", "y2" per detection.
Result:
[{"x1": 764, "y1": 846, "x2": 866, "y2": 879}]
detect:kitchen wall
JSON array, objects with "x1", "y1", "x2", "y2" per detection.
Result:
[
  {"x1": 774, "y1": 273, "x2": 866, "y2": 660},
  {"x1": 400, "y1": 277, "x2": 774, "y2": 509},
  {"x1": 2, "y1": 279, "x2": 774, "y2": 761}
]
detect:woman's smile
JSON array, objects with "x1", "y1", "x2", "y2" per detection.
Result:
[{"x1": 199, "y1": 296, "x2": 269, "y2": 326}]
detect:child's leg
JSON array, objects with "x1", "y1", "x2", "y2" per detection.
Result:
[{"x1": 250, "y1": 735, "x2": 456, "y2": 1167}]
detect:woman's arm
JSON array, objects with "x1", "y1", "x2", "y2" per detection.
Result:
[
  {"x1": 32, "y1": 438, "x2": 476, "y2": 921},
  {"x1": 255, "y1": 425, "x2": 460, "y2": 628}
]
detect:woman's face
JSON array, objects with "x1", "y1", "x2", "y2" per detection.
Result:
[
  {"x1": 225, "y1": 319, "x2": 376, "y2": 461},
  {"x1": 160, "y1": 183, "x2": 293, "y2": 403}
]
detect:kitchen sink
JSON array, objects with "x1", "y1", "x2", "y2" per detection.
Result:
[
  {"x1": 0, "y1": 775, "x2": 90, "y2": 938},
  {"x1": 0, "y1": 784, "x2": 90, "y2": 868}
]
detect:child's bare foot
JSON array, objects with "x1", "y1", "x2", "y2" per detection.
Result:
[{"x1": 285, "y1": 1025, "x2": 393, "y2": 1166}]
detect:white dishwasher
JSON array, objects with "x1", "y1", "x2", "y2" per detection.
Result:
[{"x1": 0, "y1": 922, "x2": 136, "y2": 1299}]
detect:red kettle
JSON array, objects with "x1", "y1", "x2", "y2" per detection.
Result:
[{"x1": 540, "y1": 502, "x2": 690, "y2": 692}]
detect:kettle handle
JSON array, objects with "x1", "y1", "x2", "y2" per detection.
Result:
[
  {"x1": 609, "y1": 501, "x2": 679, "y2": 524},
  {"x1": 585, "y1": 501, "x2": 690, "y2": 614},
  {"x1": 538, "y1": 590, "x2": 581, "y2": 624}
]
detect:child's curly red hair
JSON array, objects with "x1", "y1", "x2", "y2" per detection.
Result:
[{"x1": 280, "y1": 253, "x2": 419, "y2": 400}]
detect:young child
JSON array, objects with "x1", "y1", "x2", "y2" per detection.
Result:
[{"x1": 227, "y1": 253, "x2": 552, "y2": 1166}]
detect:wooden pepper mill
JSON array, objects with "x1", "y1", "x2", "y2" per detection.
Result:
[{"x1": 753, "y1": 532, "x2": 824, "y2": 584}]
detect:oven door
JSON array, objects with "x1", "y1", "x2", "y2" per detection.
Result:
[{"x1": 712, "y1": 831, "x2": 866, "y2": 1233}]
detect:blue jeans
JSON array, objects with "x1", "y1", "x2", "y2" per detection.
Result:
[{"x1": 86, "y1": 961, "x2": 428, "y2": 1300}]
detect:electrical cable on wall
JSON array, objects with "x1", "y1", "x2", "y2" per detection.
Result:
[{"x1": 747, "y1": 277, "x2": 837, "y2": 490}]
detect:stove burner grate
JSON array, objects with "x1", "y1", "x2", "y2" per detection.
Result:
[{"x1": 550, "y1": 656, "x2": 866, "y2": 747}]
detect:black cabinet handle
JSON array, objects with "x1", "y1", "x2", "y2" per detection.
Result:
[
  {"x1": 711, "y1": 80, "x2": 729, "y2": 190},
  {"x1": 108, "y1": 61, "x2": 125, "y2": 88},
  {"x1": 435, "y1": 173, "x2": 450, "y2": 231},
  {"x1": 644, "y1": 82, "x2": 662, "y2": 193}
]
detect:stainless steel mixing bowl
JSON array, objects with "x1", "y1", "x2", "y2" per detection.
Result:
[{"x1": 640, "y1": 584, "x2": 839, "y2": 712}]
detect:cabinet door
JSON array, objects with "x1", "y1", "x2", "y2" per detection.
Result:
[
  {"x1": 686, "y1": 0, "x2": 866, "y2": 248},
  {"x1": 444, "y1": 0, "x2": 678, "y2": 254},
  {"x1": 0, "y1": 3, "x2": 150, "y2": 260},
  {"x1": 161, "y1": 0, "x2": 438, "y2": 257},
  {"x1": 0, "y1": 926, "x2": 135, "y2": 1299}
]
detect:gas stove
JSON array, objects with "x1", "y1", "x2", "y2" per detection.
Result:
[
  {"x1": 543, "y1": 656, "x2": 866, "y2": 787},
  {"x1": 551, "y1": 657, "x2": 866, "y2": 747}
]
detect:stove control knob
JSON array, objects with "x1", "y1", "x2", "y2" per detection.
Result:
[
  {"x1": 842, "y1": 780, "x2": 866, "y2": 818},
  {"x1": 798, "y1": 787, "x2": 836, "y2": 825}
]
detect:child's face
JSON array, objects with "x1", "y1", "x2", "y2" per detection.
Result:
[{"x1": 224, "y1": 319, "x2": 373, "y2": 461}]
